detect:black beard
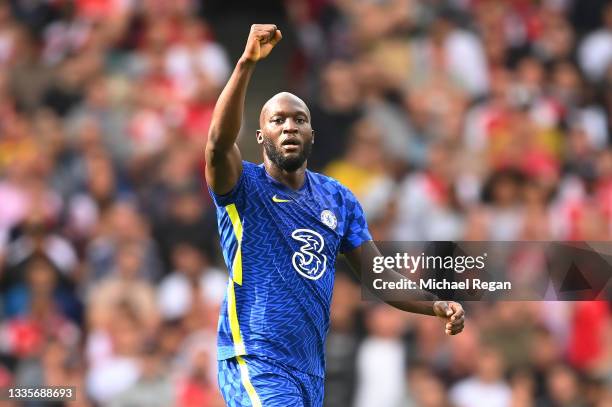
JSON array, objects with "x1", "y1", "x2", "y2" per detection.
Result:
[{"x1": 263, "y1": 137, "x2": 312, "y2": 172}]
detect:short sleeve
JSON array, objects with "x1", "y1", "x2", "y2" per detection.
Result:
[
  {"x1": 207, "y1": 161, "x2": 251, "y2": 207},
  {"x1": 339, "y1": 188, "x2": 372, "y2": 253}
]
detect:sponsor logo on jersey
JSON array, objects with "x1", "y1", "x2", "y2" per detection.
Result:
[{"x1": 291, "y1": 229, "x2": 327, "y2": 280}]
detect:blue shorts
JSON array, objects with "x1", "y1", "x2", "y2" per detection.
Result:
[{"x1": 217, "y1": 355, "x2": 324, "y2": 407}]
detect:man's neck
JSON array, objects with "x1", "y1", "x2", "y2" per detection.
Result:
[{"x1": 264, "y1": 157, "x2": 307, "y2": 191}]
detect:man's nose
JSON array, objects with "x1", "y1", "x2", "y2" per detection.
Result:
[{"x1": 282, "y1": 118, "x2": 298, "y2": 133}]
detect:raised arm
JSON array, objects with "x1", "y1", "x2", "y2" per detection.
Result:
[
  {"x1": 205, "y1": 24, "x2": 282, "y2": 194},
  {"x1": 343, "y1": 240, "x2": 465, "y2": 335}
]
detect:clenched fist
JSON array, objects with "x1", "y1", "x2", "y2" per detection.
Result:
[
  {"x1": 433, "y1": 301, "x2": 465, "y2": 335},
  {"x1": 242, "y1": 24, "x2": 282, "y2": 63}
]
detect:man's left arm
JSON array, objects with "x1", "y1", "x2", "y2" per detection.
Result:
[{"x1": 343, "y1": 240, "x2": 465, "y2": 336}]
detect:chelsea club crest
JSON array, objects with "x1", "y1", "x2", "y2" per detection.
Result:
[{"x1": 320, "y1": 210, "x2": 337, "y2": 230}]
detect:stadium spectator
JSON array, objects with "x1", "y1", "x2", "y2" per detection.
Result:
[
  {"x1": 578, "y1": 3, "x2": 612, "y2": 83},
  {"x1": 157, "y1": 242, "x2": 225, "y2": 321},
  {"x1": 307, "y1": 60, "x2": 363, "y2": 171},
  {"x1": 354, "y1": 305, "x2": 408, "y2": 407},
  {"x1": 449, "y1": 347, "x2": 512, "y2": 407}
]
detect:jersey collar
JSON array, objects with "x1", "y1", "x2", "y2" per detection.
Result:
[{"x1": 260, "y1": 163, "x2": 311, "y2": 195}]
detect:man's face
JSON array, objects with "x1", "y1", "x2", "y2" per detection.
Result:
[{"x1": 258, "y1": 95, "x2": 314, "y2": 172}]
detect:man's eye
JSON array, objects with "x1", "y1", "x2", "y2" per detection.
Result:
[
  {"x1": 296, "y1": 118, "x2": 305, "y2": 124},
  {"x1": 273, "y1": 118, "x2": 283, "y2": 124}
]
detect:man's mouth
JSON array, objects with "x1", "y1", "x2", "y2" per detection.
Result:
[{"x1": 281, "y1": 138, "x2": 301, "y2": 151}]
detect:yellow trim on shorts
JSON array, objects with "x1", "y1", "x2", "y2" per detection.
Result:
[
  {"x1": 225, "y1": 203, "x2": 243, "y2": 285},
  {"x1": 236, "y1": 356, "x2": 262, "y2": 407}
]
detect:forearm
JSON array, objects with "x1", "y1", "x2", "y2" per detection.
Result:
[
  {"x1": 207, "y1": 58, "x2": 256, "y2": 151},
  {"x1": 365, "y1": 267, "x2": 439, "y2": 315},
  {"x1": 344, "y1": 241, "x2": 439, "y2": 316},
  {"x1": 372, "y1": 263, "x2": 438, "y2": 315},
  {"x1": 387, "y1": 300, "x2": 437, "y2": 316}
]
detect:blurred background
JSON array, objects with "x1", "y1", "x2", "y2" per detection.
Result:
[{"x1": 0, "y1": 0, "x2": 611, "y2": 406}]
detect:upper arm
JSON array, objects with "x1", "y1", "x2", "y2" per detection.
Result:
[
  {"x1": 205, "y1": 141, "x2": 243, "y2": 195},
  {"x1": 343, "y1": 244, "x2": 363, "y2": 282},
  {"x1": 343, "y1": 240, "x2": 376, "y2": 282}
]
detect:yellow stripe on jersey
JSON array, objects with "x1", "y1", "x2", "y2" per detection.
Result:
[
  {"x1": 225, "y1": 203, "x2": 243, "y2": 285},
  {"x1": 227, "y1": 279, "x2": 246, "y2": 355},
  {"x1": 225, "y1": 205, "x2": 247, "y2": 356},
  {"x1": 236, "y1": 356, "x2": 262, "y2": 407}
]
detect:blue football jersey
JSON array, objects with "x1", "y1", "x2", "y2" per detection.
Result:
[{"x1": 209, "y1": 161, "x2": 371, "y2": 378}]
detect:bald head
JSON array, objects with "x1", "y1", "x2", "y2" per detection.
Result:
[
  {"x1": 257, "y1": 92, "x2": 314, "y2": 173},
  {"x1": 259, "y1": 92, "x2": 311, "y2": 128}
]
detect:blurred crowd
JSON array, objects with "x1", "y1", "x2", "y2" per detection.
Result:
[{"x1": 0, "y1": 0, "x2": 610, "y2": 406}]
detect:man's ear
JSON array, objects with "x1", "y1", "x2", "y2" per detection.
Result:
[
  {"x1": 312, "y1": 130, "x2": 315, "y2": 144},
  {"x1": 256, "y1": 130, "x2": 264, "y2": 144}
]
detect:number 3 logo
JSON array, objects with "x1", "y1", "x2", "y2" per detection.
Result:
[{"x1": 291, "y1": 229, "x2": 327, "y2": 280}]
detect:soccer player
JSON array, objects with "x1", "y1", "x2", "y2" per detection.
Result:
[{"x1": 205, "y1": 24, "x2": 465, "y2": 407}]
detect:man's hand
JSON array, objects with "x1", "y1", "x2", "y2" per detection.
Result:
[
  {"x1": 433, "y1": 301, "x2": 465, "y2": 336},
  {"x1": 242, "y1": 24, "x2": 282, "y2": 63}
]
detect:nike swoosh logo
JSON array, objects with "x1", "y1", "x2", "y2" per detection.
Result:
[{"x1": 272, "y1": 195, "x2": 291, "y2": 203}]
